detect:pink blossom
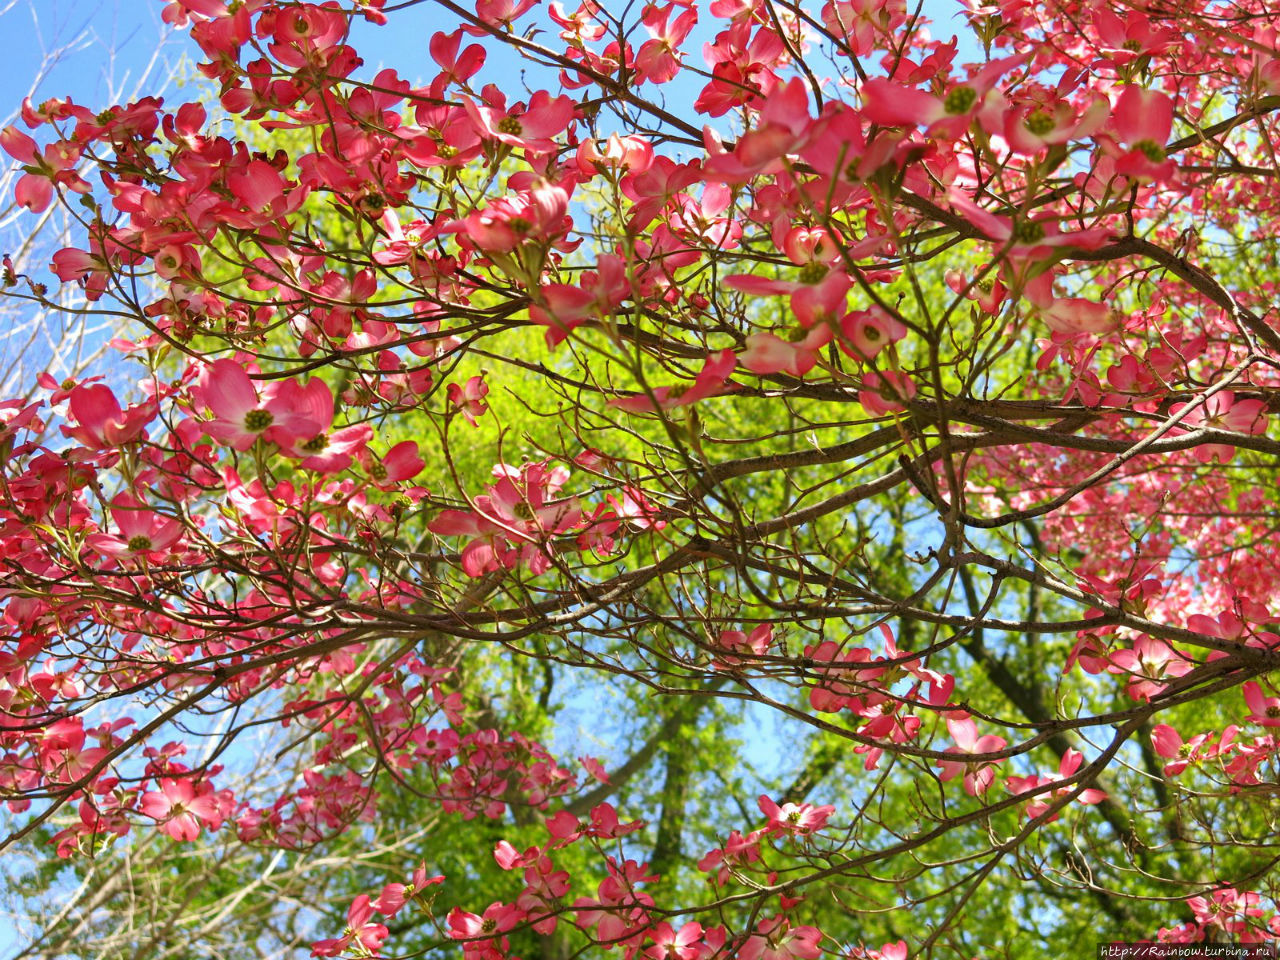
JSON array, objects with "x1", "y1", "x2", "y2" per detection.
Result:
[
  {"x1": 739, "y1": 918, "x2": 823, "y2": 960},
  {"x1": 610, "y1": 349, "x2": 738, "y2": 412},
  {"x1": 645, "y1": 922, "x2": 708, "y2": 960},
  {"x1": 529, "y1": 283, "x2": 600, "y2": 345},
  {"x1": 947, "y1": 194, "x2": 1112, "y2": 263},
  {"x1": 1168, "y1": 391, "x2": 1267, "y2": 463},
  {"x1": 1108, "y1": 636, "x2": 1192, "y2": 701},
  {"x1": 140, "y1": 777, "x2": 225, "y2": 841},
  {"x1": 272, "y1": 378, "x2": 373, "y2": 473},
  {"x1": 703, "y1": 77, "x2": 814, "y2": 182},
  {"x1": 858, "y1": 371, "x2": 917, "y2": 415},
  {"x1": 635, "y1": 6, "x2": 697, "y2": 84},
  {"x1": 546, "y1": 809, "x2": 582, "y2": 841},
  {"x1": 374, "y1": 210, "x2": 435, "y2": 265},
  {"x1": 194, "y1": 359, "x2": 318, "y2": 451},
  {"x1": 1150, "y1": 724, "x2": 1229, "y2": 776},
  {"x1": 466, "y1": 0, "x2": 538, "y2": 34},
  {"x1": 429, "y1": 460, "x2": 583, "y2": 577},
  {"x1": 61, "y1": 384, "x2": 156, "y2": 449},
  {"x1": 50, "y1": 799, "x2": 131, "y2": 859},
  {"x1": 840, "y1": 306, "x2": 907, "y2": 360},
  {"x1": 758, "y1": 794, "x2": 835, "y2": 835},
  {"x1": 311, "y1": 895, "x2": 390, "y2": 956},
  {"x1": 938, "y1": 714, "x2": 1007, "y2": 795},
  {"x1": 1, "y1": 126, "x2": 89, "y2": 212},
  {"x1": 1005, "y1": 748, "x2": 1107, "y2": 820},
  {"x1": 578, "y1": 755, "x2": 610, "y2": 784},
  {"x1": 447, "y1": 375, "x2": 491, "y2": 426},
  {"x1": 945, "y1": 267, "x2": 1007, "y2": 315},
  {"x1": 1107, "y1": 86, "x2": 1177, "y2": 181},
  {"x1": 1093, "y1": 7, "x2": 1176, "y2": 63},
  {"x1": 695, "y1": 20, "x2": 785, "y2": 117},
  {"x1": 51, "y1": 245, "x2": 111, "y2": 302},
  {"x1": 1003, "y1": 95, "x2": 1107, "y2": 155},
  {"x1": 1065, "y1": 635, "x2": 1111, "y2": 675},
  {"x1": 860, "y1": 54, "x2": 1027, "y2": 138},
  {"x1": 464, "y1": 90, "x2": 575, "y2": 153},
  {"x1": 725, "y1": 269, "x2": 852, "y2": 328},
  {"x1": 847, "y1": 942, "x2": 909, "y2": 960},
  {"x1": 576, "y1": 134, "x2": 655, "y2": 176},
  {"x1": 586, "y1": 802, "x2": 645, "y2": 838},
  {"x1": 740, "y1": 326, "x2": 834, "y2": 377},
  {"x1": 86, "y1": 494, "x2": 183, "y2": 561},
  {"x1": 517, "y1": 854, "x2": 571, "y2": 933},
  {"x1": 360, "y1": 440, "x2": 425, "y2": 489},
  {"x1": 714, "y1": 623, "x2": 773, "y2": 668},
  {"x1": 429, "y1": 29, "x2": 486, "y2": 88},
  {"x1": 781, "y1": 225, "x2": 842, "y2": 266},
  {"x1": 448, "y1": 900, "x2": 526, "y2": 942},
  {"x1": 222, "y1": 159, "x2": 310, "y2": 228},
  {"x1": 1242, "y1": 682, "x2": 1280, "y2": 728},
  {"x1": 1187, "y1": 888, "x2": 1266, "y2": 939},
  {"x1": 453, "y1": 179, "x2": 572, "y2": 254}
]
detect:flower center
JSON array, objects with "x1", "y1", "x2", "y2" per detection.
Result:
[
  {"x1": 127, "y1": 534, "x2": 153, "y2": 553},
  {"x1": 300, "y1": 433, "x2": 329, "y2": 453},
  {"x1": 797, "y1": 261, "x2": 829, "y2": 285},
  {"x1": 944, "y1": 85, "x2": 977, "y2": 115},
  {"x1": 243, "y1": 409, "x2": 274, "y2": 432},
  {"x1": 1023, "y1": 110, "x2": 1055, "y2": 136},
  {"x1": 1014, "y1": 220, "x2": 1046, "y2": 244},
  {"x1": 369, "y1": 462, "x2": 388, "y2": 481},
  {"x1": 1134, "y1": 139, "x2": 1166, "y2": 162},
  {"x1": 497, "y1": 116, "x2": 524, "y2": 136}
]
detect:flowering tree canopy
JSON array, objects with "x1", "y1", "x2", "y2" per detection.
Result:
[{"x1": 3, "y1": 0, "x2": 1280, "y2": 955}]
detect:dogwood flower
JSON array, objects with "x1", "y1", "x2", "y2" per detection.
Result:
[
  {"x1": 758, "y1": 794, "x2": 835, "y2": 835},
  {"x1": 739, "y1": 918, "x2": 823, "y2": 960},
  {"x1": 86, "y1": 494, "x2": 183, "y2": 561},
  {"x1": 194, "y1": 359, "x2": 318, "y2": 451},
  {"x1": 61, "y1": 384, "x2": 156, "y2": 450},
  {"x1": 140, "y1": 777, "x2": 226, "y2": 841},
  {"x1": 1243, "y1": 682, "x2": 1280, "y2": 728},
  {"x1": 938, "y1": 714, "x2": 1007, "y2": 795}
]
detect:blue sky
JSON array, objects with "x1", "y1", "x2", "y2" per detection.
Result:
[{"x1": 0, "y1": 1, "x2": 177, "y2": 127}]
